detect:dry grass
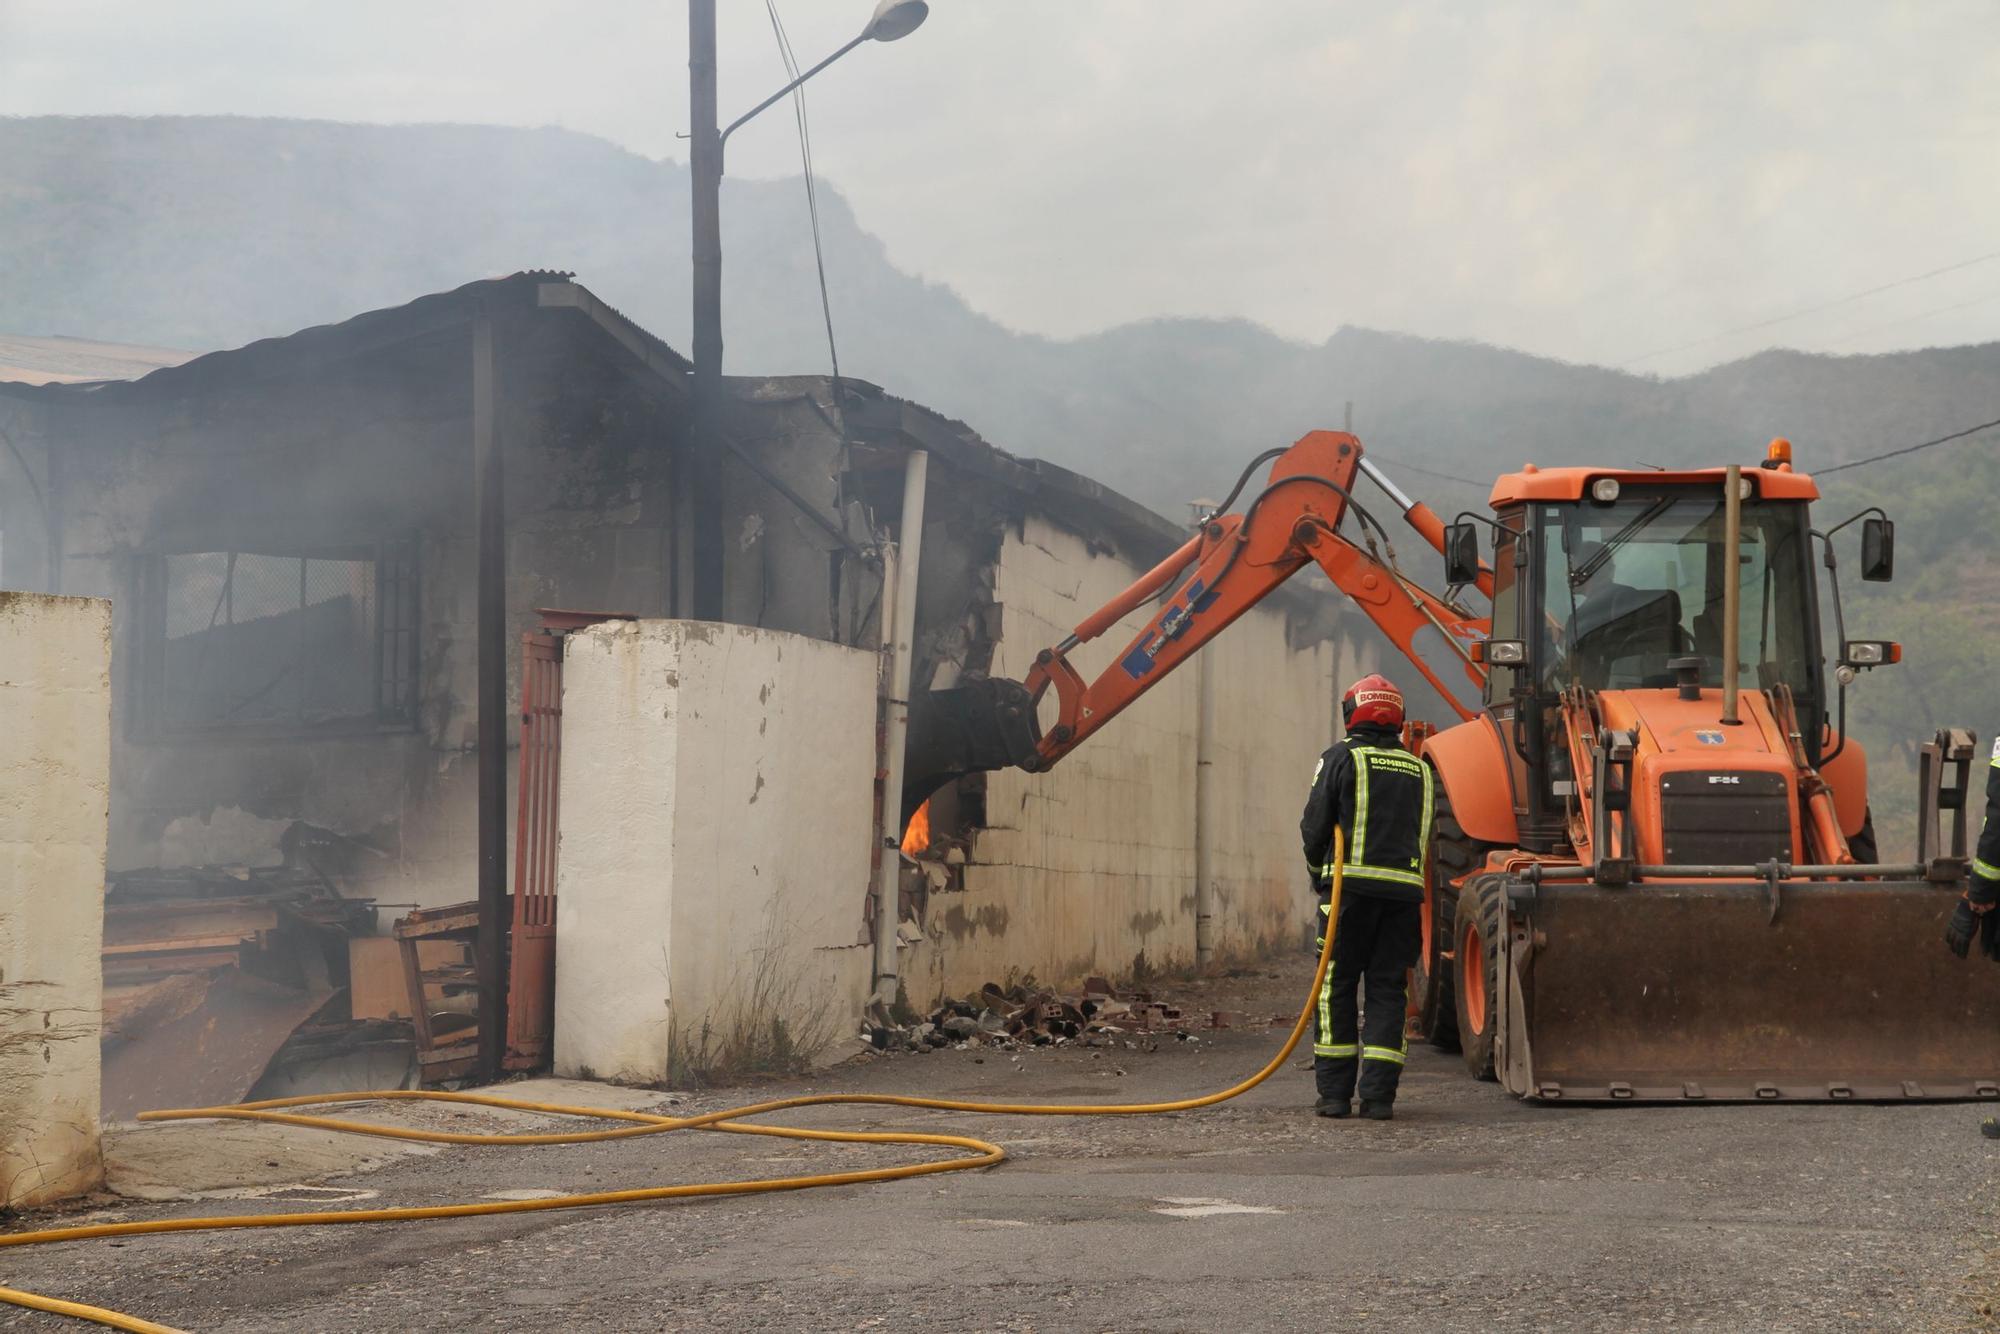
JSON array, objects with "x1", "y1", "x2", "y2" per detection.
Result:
[
  {"x1": 1970, "y1": 1255, "x2": 2000, "y2": 1332},
  {"x1": 666, "y1": 919, "x2": 842, "y2": 1088}
]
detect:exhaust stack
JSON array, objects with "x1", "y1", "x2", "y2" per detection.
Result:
[{"x1": 1721, "y1": 464, "x2": 1741, "y2": 726}]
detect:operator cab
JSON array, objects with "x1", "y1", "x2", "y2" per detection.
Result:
[
  {"x1": 1468, "y1": 460, "x2": 1828, "y2": 851},
  {"x1": 1547, "y1": 489, "x2": 1814, "y2": 696}
]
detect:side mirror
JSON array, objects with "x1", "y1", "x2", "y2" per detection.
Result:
[
  {"x1": 1860, "y1": 516, "x2": 1894, "y2": 582},
  {"x1": 1443, "y1": 521, "x2": 1481, "y2": 587}
]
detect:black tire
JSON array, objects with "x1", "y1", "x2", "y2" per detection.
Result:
[
  {"x1": 1453, "y1": 872, "x2": 1506, "y2": 1081},
  {"x1": 1415, "y1": 776, "x2": 1493, "y2": 1052},
  {"x1": 1848, "y1": 807, "x2": 1878, "y2": 864}
]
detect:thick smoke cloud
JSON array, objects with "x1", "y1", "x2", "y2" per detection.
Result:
[{"x1": 4, "y1": 1, "x2": 2000, "y2": 373}]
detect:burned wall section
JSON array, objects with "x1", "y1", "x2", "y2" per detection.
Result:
[
  {"x1": 719, "y1": 377, "x2": 883, "y2": 646},
  {"x1": 895, "y1": 489, "x2": 1366, "y2": 1003},
  {"x1": 0, "y1": 280, "x2": 879, "y2": 913}
]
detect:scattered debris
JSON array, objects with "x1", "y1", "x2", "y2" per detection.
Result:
[
  {"x1": 99, "y1": 837, "x2": 400, "y2": 1118},
  {"x1": 863, "y1": 976, "x2": 1271, "y2": 1055}
]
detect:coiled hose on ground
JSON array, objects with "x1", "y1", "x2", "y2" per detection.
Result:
[{"x1": 1, "y1": 851, "x2": 1348, "y2": 1332}]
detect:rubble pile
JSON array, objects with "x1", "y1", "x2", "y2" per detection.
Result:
[{"x1": 867, "y1": 976, "x2": 1261, "y2": 1054}]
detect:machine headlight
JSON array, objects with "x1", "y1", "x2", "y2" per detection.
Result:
[
  {"x1": 1840, "y1": 640, "x2": 1901, "y2": 667},
  {"x1": 1590, "y1": 478, "x2": 1621, "y2": 503}
]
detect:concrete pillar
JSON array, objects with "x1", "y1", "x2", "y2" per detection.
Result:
[
  {"x1": 0, "y1": 593, "x2": 110, "y2": 1208},
  {"x1": 552, "y1": 620, "x2": 878, "y2": 1084}
]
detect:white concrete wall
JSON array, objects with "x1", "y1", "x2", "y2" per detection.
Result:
[
  {"x1": 553, "y1": 621, "x2": 876, "y2": 1084},
  {"x1": 906, "y1": 516, "x2": 1341, "y2": 1000},
  {"x1": 0, "y1": 593, "x2": 110, "y2": 1208}
]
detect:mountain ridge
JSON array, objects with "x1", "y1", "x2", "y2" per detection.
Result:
[{"x1": 9, "y1": 114, "x2": 1999, "y2": 521}]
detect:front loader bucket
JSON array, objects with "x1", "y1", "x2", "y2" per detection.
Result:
[{"x1": 1499, "y1": 879, "x2": 2000, "y2": 1102}]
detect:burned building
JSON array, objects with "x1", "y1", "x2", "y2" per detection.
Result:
[
  {"x1": 0, "y1": 273, "x2": 1373, "y2": 1078},
  {"x1": 0, "y1": 274, "x2": 881, "y2": 901}
]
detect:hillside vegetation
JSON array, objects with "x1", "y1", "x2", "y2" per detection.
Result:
[{"x1": 6, "y1": 115, "x2": 1996, "y2": 838}]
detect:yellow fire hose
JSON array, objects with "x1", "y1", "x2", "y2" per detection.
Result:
[{"x1": 3, "y1": 855, "x2": 1349, "y2": 1332}]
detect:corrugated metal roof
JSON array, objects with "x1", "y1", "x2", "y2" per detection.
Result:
[
  {"x1": 0, "y1": 273, "x2": 1344, "y2": 622},
  {"x1": 0, "y1": 334, "x2": 194, "y2": 386},
  {"x1": 0, "y1": 271, "x2": 690, "y2": 404}
]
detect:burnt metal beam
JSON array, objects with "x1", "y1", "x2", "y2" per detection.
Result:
[{"x1": 472, "y1": 303, "x2": 509, "y2": 1083}]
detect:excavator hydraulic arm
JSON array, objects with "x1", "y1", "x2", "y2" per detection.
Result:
[{"x1": 1018, "y1": 431, "x2": 1491, "y2": 771}]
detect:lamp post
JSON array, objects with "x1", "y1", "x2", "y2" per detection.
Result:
[{"x1": 686, "y1": 0, "x2": 929, "y2": 620}]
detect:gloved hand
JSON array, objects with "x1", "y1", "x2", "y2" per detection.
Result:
[{"x1": 1946, "y1": 899, "x2": 1980, "y2": 958}]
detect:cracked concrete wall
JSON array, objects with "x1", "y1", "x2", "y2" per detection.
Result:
[
  {"x1": 0, "y1": 593, "x2": 110, "y2": 1208},
  {"x1": 552, "y1": 620, "x2": 876, "y2": 1083},
  {"x1": 906, "y1": 515, "x2": 1339, "y2": 1000}
]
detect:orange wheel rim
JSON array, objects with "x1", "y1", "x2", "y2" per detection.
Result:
[{"x1": 1461, "y1": 919, "x2": 1487, "y2": 1035}]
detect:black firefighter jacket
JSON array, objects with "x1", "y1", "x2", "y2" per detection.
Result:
[
  {"x1": 1300, "y1": 724, "x2": 1436, "y2": 904},
  {"x1": 1972, "y1": 735, "x2": 2000, "y2": 907}
]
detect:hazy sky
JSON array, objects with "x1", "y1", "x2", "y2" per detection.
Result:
[{"x1": 5, "y1": 1, "x2": 2000, "y2": 374}]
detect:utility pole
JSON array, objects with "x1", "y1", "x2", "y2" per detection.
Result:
[
  {"x1": 688, "y1": 0, "x2": 727, "y2": 620},
  {"x1": 685, "y1": 1, "x2": 929, "y2": 621}
]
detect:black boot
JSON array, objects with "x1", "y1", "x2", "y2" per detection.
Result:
[
  {"x1": 1315, "y1": 1097, "x2": 1352, "y2": 1118},
  {"x1": 1358, "y1": 1100, "x2": 1394, "y2": 1121}
]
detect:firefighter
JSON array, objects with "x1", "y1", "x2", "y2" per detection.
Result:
[
  {"x1": 1300, "y1": 673, "x2": 1435, "y2": 1120},
  {"x1": 1944, "y1": 735, "x2": 2000, "y2": 963}
]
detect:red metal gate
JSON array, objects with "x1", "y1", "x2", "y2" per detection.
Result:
[{"x1": 504, "y1": 630, "x2": 563, "y2": 1070}]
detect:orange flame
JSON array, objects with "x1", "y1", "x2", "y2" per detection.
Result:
[{"x1": 900, "y1": 799, "x2": 932, "y2": 858}]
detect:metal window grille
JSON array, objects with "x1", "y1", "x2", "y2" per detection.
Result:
[{"x1": 152, "y1": 540, "x2": 417, "y2": 733}]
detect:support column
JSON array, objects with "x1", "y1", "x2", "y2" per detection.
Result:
[{"x1": 473, "y1": 305, "x2": 508, "y2": 1082}]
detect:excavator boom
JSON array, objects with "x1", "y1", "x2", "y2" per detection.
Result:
[{"x1": 1019, "y1": 431, "x2": 1488, "y2": 770}]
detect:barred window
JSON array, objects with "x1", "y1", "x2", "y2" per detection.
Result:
[{"x1": 140, "y1": 542, "x2": 417, "y2": 734}]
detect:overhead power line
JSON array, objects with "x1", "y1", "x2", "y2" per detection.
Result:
[
  {"x1": 1388, "y1": 458, "x2": 1486, "y2": 487},
  {"x1": 765, "y1": 1, "x2": 844, "y2": 415},
  {"x1": 1817, "y1": 415, "x2": 2000, "y2": 476},
  {"x1": 1618, "y1": 247, "x2": 2000, "y2": 369},
  {"x1": 1820, "y1": 288, "x2": 2000, "y2": 348}
]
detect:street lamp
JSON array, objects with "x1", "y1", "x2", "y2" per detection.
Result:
[
  {"x1": 685, "y1": 0, "x2": 929, "y2": 621},
  {"x1": 864, "y1": 0, "x2": 930, "y2": 42}
]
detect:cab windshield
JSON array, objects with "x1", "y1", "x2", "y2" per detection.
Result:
[{"x1": 1537, "y1": 493, "x2": 1813, "y2": 696}]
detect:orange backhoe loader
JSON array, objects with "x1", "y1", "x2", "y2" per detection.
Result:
[{"x1": 940, "y1": 430, "x2": 2000, "y2": 1102}]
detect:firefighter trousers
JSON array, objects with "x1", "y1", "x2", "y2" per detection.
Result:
[{"x1": 1313, "y1": 892, "x2": 1421, "y2": 1105}]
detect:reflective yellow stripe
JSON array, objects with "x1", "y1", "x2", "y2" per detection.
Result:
[
  {"x1": 1974, "y1": 857, "x2": 2000, "y2": 881},
  {"x1": 1313, "y1": 1043, "x2": 1359, "y2": 1058},
  {"x1": 1317, "y1": 957, "x2": 1337, "y2": 1050},
  {"x1": 1341, "y1": 865, "x2": 1426, "y2": 887},
  {"x1": 1351, "y1": 749, "x2": 1372, "y2": 869},
  {"x1": 1361, "y1": 1045, "x2": 1407, "y2": 1065}
]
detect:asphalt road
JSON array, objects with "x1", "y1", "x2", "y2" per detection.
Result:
[{"x1": 4, "y1": 961, "x2": 1996, "y2": 1332}]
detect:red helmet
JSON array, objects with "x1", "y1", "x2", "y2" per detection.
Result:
[{"x1": 1342, "y1": 673, "x2": 1404, "y2": 730}]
